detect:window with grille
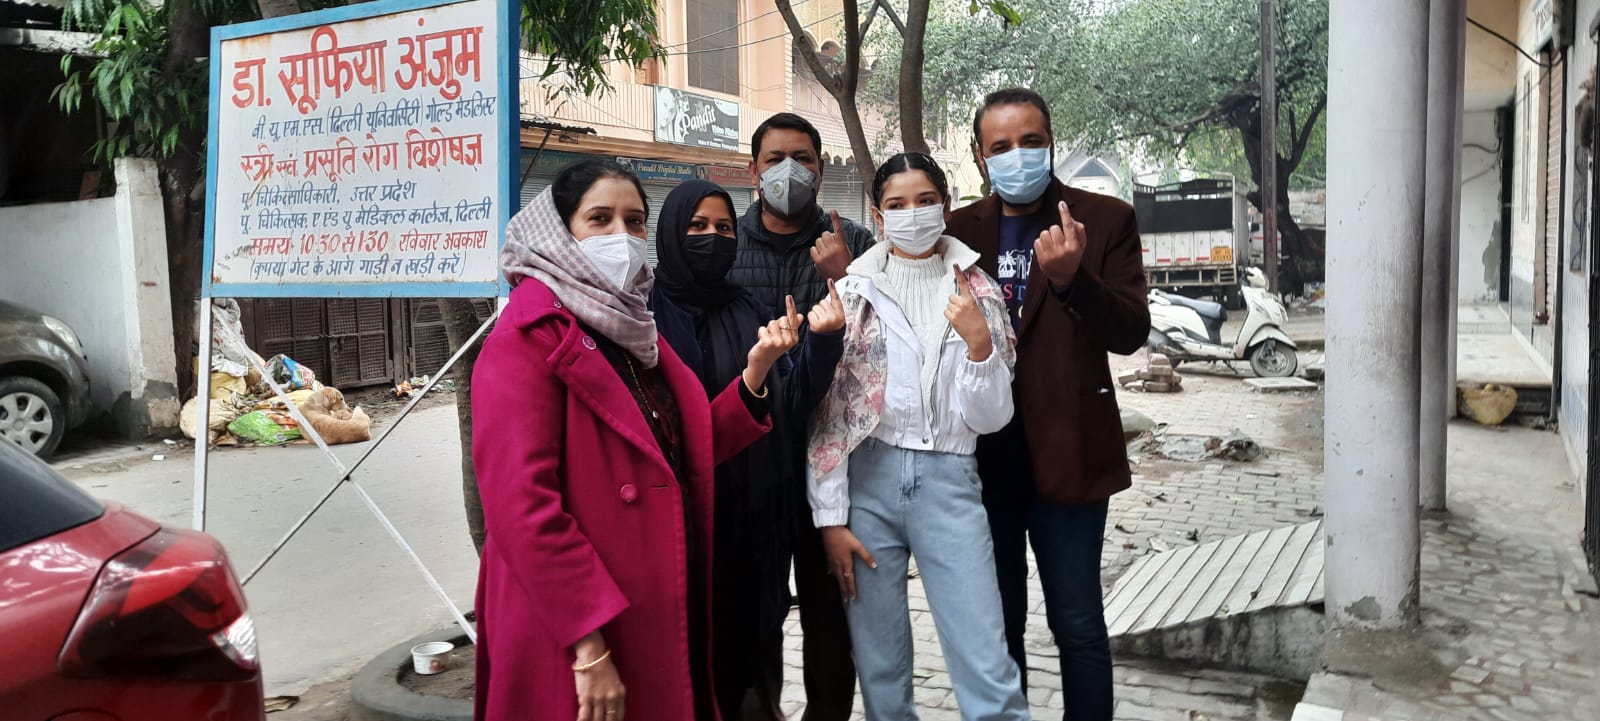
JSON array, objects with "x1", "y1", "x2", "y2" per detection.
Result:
[{"x1": 686, "y1": 0, "x2": 739, "y2": 96}]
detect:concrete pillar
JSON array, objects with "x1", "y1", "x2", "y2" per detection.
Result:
[
  {"x1": 1445, "y1": 3, "x2": 1465, "y2": 425},
  {"x1": 1325, "y1": 0, "x2": 1428, "y2": 627},
  {"x1": 1421, "y1": 0, "x2": 1467, "y2": 512},
  {"x1": 112, "y1": 157, "x2": 181, "y2": 436}
]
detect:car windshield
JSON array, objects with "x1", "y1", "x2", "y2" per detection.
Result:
[{"x1": 0, "y1": 440, "x2": 102, "y2": 552}]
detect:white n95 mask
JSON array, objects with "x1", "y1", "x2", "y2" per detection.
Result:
[{"x1": 579, "y1": 232, "x2": 649, "y2": 290}]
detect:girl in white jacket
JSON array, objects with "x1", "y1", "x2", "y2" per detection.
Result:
[{"x1": 807, "y1": 153, "x2": 1028, "y2": 721}]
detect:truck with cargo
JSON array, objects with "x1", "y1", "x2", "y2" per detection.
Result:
[{"x1": 1133, "y1": 178, "x2": 1248, "y2": 309}]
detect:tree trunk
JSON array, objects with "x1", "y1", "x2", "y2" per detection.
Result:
[
  {"x1": 837, "y1": 94, "x2": 880, "y2": 203},
  {"x1": 1234, "y1": 107, "x2": 1316, "y2": 298},
  {"x1": 257, "y1": 0, "x2": 301, "y2": 20},
  {"x1": 775, "y1": 0, "x2": 878, "y2": 199},
  {"x1": 897, "y1": 0, "x2": 931, "y2": 156},
  {"x1": 162, "y1": 0, "x2": 212, "y2": 394},
  {"x1": 441, "y1": 298, "x2": 492, "y2": 555}
]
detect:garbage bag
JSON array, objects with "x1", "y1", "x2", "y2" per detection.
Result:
[
  {"x1": 265, "y1": 355, "x2": 317, "y2": 391},
  {"x1": 210, "y1": 372, "x2": 249, "y2": 400},
  {"x1": 227, "y1": 410, "x2": 303, "y2": 445},
  {"x1": 199, "y1": 298, "x2": 255, "y2": 378},
  {"x1": 180, "y1": 397, "x2": 244, "y2": 441},
  {"x1": 1459, "y1": 384, "x2": 1518, "y2": 426}
]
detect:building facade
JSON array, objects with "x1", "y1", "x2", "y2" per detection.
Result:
[
  {"x1": 514, "y1": 0, "x2": 960, "y2": 233},
  {"x1": 244, "y1": 0, "x2": 971, "y2": 391},
  {"x1": 1460, "y1": 0, "x2": 1599, "y2": 577}
]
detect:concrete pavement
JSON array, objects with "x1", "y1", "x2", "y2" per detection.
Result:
[
  {"x1": 57, "y1": 337, "x2": 1600, "y2": 721},
  {"x1": 1292, "y1": 424, "x2": 1600, "y2": 721}
]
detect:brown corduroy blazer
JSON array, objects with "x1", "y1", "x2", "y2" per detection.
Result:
[{"x1": 947, "y1": 180, "x2": 1150, "y2": 504}]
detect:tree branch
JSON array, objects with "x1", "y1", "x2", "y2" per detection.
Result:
[
  {"x1": 898, "y1": 0, "x2": 931, "y2": 154},
  {"x1": 860, "y1": 0, "x2": 882, "y2": 39},
  {"x1": 1285, "y1": 92, "x2": 1326, "y2": 173},
  {"x1": 842, "y1": 0, "x2": 865, "y2": 95},
  {"x1": 876, "y1": 0, "x2": 908, "y2": 36},
  {"x1": 775, "y1": 0, "x2": 841, "y2": 96}
]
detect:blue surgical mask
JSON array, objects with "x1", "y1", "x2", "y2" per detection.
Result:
[{"x1": 985, "y1": 147, "x2": 1052, "y2": 205}]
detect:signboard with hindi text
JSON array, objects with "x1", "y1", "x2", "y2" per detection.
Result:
[{"x1": 203, "y1": 0, "x2": 516, "y2": 298}]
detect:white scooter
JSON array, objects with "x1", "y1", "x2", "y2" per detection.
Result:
[{"x1": 1146, "y1": 268, "x2": 1299, "y2": 377}]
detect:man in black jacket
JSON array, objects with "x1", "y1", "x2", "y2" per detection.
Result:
[{"x1": 725, "y1": 112, "x2": 873, "y2": 721}]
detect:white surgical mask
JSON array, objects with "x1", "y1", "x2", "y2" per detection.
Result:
[
  {"x1": 881, "y1": 204, "x2": 946, "y2": 256},
  {"x1": 578, "y1": 231, "x2": 649, "y2": 290}
]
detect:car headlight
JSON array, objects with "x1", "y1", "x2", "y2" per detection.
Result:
[{"x1": 41, "y1": 315, "x2": 85, "y2": 358}]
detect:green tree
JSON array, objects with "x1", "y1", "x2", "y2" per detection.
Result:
[
  {"x1": 1069, "y1": 0, "x2": 1328, "y2": 293},
  {"x1": 56, "y1": 0, "x2": 661, "y2": 553},
  {"x1": 775, "y1": 0, "x2": 1018, "y2": 186},
  {"x1": 902, "y1": 0, "x2": 1327, "y2": 291}
]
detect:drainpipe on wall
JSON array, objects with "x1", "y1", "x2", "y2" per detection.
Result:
[{"x1": 1554, "y1": 54, "x2": 1568, "y2": 425}]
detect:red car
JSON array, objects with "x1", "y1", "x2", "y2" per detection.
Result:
[{"x1": 0, "y1": 440, "x2": 265, "y2": 720}]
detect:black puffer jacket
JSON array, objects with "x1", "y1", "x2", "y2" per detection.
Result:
[{"x1": 729, "y1": 204, "x2": 877, "y2": 319}]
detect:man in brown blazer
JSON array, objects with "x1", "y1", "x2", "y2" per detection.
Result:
[{"x1": 946, "y1": 88, "x2": 1149, "y2": 721}]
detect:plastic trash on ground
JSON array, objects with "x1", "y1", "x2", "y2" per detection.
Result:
[
  {"x1": 266, "y1": 354, "x2": 318, "y2": 391},
  {"x1": 227, "y1": 410, "x2": 303, "y2": 446}
]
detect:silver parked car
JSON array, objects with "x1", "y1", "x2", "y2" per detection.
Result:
[{"x1": 0, "y1": 300, "x2": 91, "y2": 457}]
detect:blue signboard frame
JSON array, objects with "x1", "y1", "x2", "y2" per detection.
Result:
[{"x1": 201, "y1": 0, "x2": 517, "y2": 299}]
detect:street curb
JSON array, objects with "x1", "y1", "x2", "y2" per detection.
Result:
[{"x1": 350, "y1": 628, "x2": 473, "y2": 721}]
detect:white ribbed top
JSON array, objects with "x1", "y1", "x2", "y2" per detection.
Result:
[{"x1": 881, "y1": 252, "x2": 949, "y2": 351}]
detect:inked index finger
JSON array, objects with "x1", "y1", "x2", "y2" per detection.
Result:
[
  {"x1": 830, "y1": 209, "x2": 843, "y2": 236},
  {"x1": 786, "y1": 294, "x2": 799, "y2": 321},
  {"x1": 953, "y1": 264, "x2": 973, "y2": 296},
  {"x1": 1057, "y1": 199, "x2": 1074, "y2": 227}
]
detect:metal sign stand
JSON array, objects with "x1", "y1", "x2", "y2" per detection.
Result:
[{"x1": 192, "y1": 0, "x2": 518, "y2": 646}]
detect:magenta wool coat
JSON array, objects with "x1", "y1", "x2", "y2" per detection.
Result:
[{"x1": 471, "y1": 279, "x2": 771, "y2": 721}]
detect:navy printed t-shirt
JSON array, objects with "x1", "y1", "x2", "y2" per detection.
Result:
[{"x1": 997, "y1": 213, "x2": 1054, "y2": 327}]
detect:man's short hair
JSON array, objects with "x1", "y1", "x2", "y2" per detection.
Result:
[
  {"x1": 972, "y1": 88, "x2": 1054, "y2": 149},
  {"x1": 751, "y1": 112, "x2": 824, "y2": 162}
]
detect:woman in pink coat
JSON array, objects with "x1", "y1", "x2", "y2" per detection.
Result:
[{"x1": 472, "y1": 160, "x2": 809, "y2": 721}]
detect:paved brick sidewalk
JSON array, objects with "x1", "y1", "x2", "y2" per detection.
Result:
[
  {"x1": 1295, "y1": 424, "x2": 1600, "y2": 721},
  {"x1": 776, "y1": 352, "x2": 1325, "y2": 720}
]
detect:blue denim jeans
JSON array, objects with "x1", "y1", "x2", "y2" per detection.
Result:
[
  {"x1": 842, "y1": 439, "x2": 1030, "y2": 721},
  {"x1": 980, "y1": 422, "x2": 1114, "y2": 721}
]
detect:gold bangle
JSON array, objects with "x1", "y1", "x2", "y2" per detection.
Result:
[
  {"x1": 744, "y1": 377, "x2": 770, "y2": 399},
  {"x1": 573, "y1": 648, "x2": 611, "y2": 672}
]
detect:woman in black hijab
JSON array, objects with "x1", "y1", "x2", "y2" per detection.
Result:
[{"x1": 649, "y1": 180, "x2": 846, "y2": 720}]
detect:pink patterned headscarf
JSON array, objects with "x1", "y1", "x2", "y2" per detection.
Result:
[{"x1": 500, "y1": 187, "x2": 659, "y2": 367}]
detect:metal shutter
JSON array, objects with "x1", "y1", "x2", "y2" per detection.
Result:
[
  {"x1": 822, "y1": 164, "x2": 868, "y2": 226},
  {"x1": 728, "y1": 187, "x2": 754, "y2": 220},
  {"x1": 246, "y1": 299, "x2": 329, "y2": 385},
  {"x1": 1540, "y1": 51, "x2": 1564, "y2": 323},
  {"x1": 407, "y1": 299, "x2": 498, "y2": 379},
  {"x1": 642, "y1": 181, "x2": 676, "y2": 267},
  {"x1": 519, "y1": 160, "x2": 560, "y2": 209},
  {"x1": 407, "y1": 299, "x2": 450, "y2": 379},
  {"x1": 326, "y1": 298, "x2": 392, "y2": 387}
]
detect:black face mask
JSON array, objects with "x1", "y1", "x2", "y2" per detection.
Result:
[{"x1": 682, "y1": 232, "x2": 738, "y2": 284}]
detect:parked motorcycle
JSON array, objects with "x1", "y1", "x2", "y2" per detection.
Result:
[{"x1": 1145, "y1": 269, "x2": 1299, "y2": 377}]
